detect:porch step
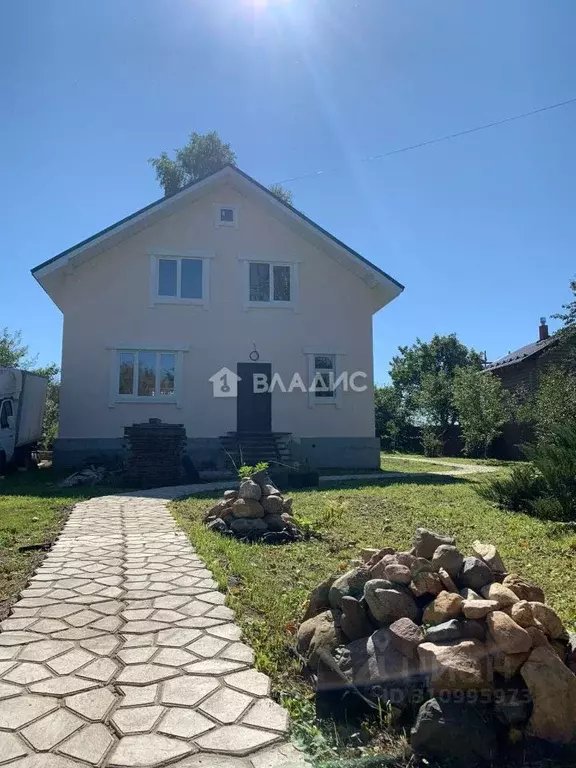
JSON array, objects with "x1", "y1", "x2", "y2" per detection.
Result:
[{"x1": 219, "y1": 432, "x2": 293, "y2": 470}]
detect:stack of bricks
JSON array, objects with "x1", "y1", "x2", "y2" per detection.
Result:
[{"x1": 124, "y1": 418, "x2": 186, "y2": 488}]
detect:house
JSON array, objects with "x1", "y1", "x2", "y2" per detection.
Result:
[
  {"x1": 486, "y1": 318, "x2": 560, "y2": 394},
  {"x1": 32, "y1": 165, "x2": 404, "y2": 470}
]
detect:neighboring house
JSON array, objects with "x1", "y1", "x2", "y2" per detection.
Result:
[
  {"x1": 32, "y1": 165, "x2": 403, "y2": 470},
  {"x1": 485, "y1": 318, "x2": 561, "y2": 394}
]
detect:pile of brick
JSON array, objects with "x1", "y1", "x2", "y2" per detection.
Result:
[{"x1": 124, "y1": 419, "x2": 186, "y2": 488}]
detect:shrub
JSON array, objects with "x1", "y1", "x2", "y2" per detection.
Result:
[
  {"x1": 477, "y1": 464, "x2": 545, "y2": 512},
  {"x1": 478, "y1": 423, "x2": 576, "y2": 522}
]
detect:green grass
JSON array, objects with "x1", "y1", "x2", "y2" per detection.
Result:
[
  {"x1": 0, "y1": 469, "x2": 124, "y2": 618},
  {"x1": 384, "y1": 451, "x2": 517, "y2": 467},
  {"x1": 173, "y1": 471, "x2": 576, "y2": 762}
]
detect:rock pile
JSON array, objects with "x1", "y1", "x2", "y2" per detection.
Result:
[
  {"x1": 203, "y1": 470, "x2": 305, "y2": 544},
  {"x1": 297, "y1": 527, "x2": 576, "y2": 765}
]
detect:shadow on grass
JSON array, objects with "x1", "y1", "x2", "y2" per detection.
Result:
[
  {"x1": 0, "y1": 468, "x2": 125, "y2": 501},
  {"x1": 318, "y1": 472, "x2": 471, "y2": 492}
]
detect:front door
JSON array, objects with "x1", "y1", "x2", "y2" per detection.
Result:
[{"x1": 237, "y1": 363, "x2": 271, "y2": 433}]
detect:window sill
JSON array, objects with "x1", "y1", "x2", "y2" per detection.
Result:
[
  {"x1": 243, "y1": 301, "x2": 295, "y2": 310},
  {"x1": 113, "y1": 397, "x2": 178, "y2": 404},
  {"x1": 153, "y1": 297, "x2": 207, "y2": 307}
]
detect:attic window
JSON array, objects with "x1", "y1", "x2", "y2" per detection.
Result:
[{"x1": 215, "y1": 205, "x2": 238, "y2": 228}]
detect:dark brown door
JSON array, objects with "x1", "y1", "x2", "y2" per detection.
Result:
[{"x1": 237, "y1": 363, "x2": 272, "y2": 433}]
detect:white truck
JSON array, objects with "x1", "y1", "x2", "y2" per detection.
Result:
[{"x1": 0, "y1": 368, "x2": 48, "y2": 472}]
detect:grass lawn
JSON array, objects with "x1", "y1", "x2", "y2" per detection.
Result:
[
  {"x1": 0, "y1": 469, "x2": 123, "y2": 620},
  {"x1": 173, "y1": 470, "x2": 576, "y2": 763}
]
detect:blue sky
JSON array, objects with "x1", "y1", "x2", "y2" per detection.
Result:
[{"x1": 2, "y1": 0, "x2": 575, "y2": 382}]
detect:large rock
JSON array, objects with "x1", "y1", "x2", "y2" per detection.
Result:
[
  {"x1": 328, "y1": 567, "x2": 372, "y2": 610},
  {"x1": 262, "y1": 495, "x2": 284, "y2": 515},
  {"x1": 479, "y1": 583, "x2": 519, "y2": 609},
  {"x1": 438, "y1": 567, "x2": 459, "y2": 593},
  {"x1": 389, "y1": 617, "x2": 424, "y2": 658},
  {"x1": 486, "y1": 611, "x2": 532, "y2": 654},
  {"x1": 231, "y1": 498, "x2": 265, "y2": 518},
  {"x1": 410, "y1": 571, "x2": 443, "y2": 598},
  {"x1": 230, "y1": 517, "x2": 267, "y2": 537},
  {"x1": 424, "y1": 619, "x2": 465, "y2": 644},
  {"x1": 510, "y1": 600, "x2": 534, "y2": 629},
  {"x1": 364, "y1": 580, "x2": 418, "y2": 625},
  {"x1": 369, "y1": 554, "x2": 398, "y2": 580},
  {"x1": 411, "y1": 697, "x2": 497, "y2": 767},
  {"x1": 340, "y1": 596, "x2": 373, "y2": 642},
  {"x1": 223, "y1": 489, "x2": 238, "y2": 501},
  {"x1": 489, "y1": 645, "x2": 530, "y2": 680},
  {"x1": 423, "y1": 591, "x2": 463, "y2": 625},
  {"x1": 462, "y1": 599, "x2": 499, "y2": 619},
  {"x1": 502, "y1": 573, "x2": 544, "y2": 603},
  {"x1": 238, "y1": 479, "x2": 262, "y2": 501},
  {"x1": 264, "y1": 514, "x2": 287, "y2": 533},
  {"x1": 431, "y1": 545, "x2": 464, "y2": 579},
  {"x1": 413, "y1": 528, "x2": 456, "y2": 560},
  {"x1": 458, "y1": 557, "x2": 494, "y2": 592},
  {"x1": 418, "y1": 639, "x2": 492, "y2": 692},
  {"x1": 472, "y1": 540, "x2": 506, "y2": 575},
  {"x1": 384, "y1": 563, "x2": 412, "y2": 585},
  {"x1": 297, "y1": 610, "x2": 343, "y2": 669},
  {"x1": 204, "y1": 499, "x2": 231, "y2": 521},
  {"x1": 302, "y1": 574, "x2": 337, "y2": 622},
  {"x1": 521, "y1": 645, "x2": 576, "y2": 743},
  {"x1": 529, "y1": 601, "x2": 568, "y2": 641},
  {"x1": 337, "y1": 628, "x2": 420, "y2": 708}
]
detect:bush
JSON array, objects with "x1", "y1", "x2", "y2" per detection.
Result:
[
  {"x1": 478, "y1": 423, "x2": 576, "y2": 522},
  {"x1": 477, "y1": 464, "x2": 545, "y2": 512}
]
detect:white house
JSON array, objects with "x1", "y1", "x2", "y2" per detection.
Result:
[{"x1": 32, "y1": 166, "x2": 403, "y2": 469}]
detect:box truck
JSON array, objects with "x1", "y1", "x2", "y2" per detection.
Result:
[{"x1": 0, "y1": 368, "x2": 48, "y2": 472}]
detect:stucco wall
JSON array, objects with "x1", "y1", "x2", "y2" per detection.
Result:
[{"x1": 58, "y1": 182, "x2": 377, "y2": 442}]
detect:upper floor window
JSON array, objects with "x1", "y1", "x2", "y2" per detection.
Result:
[
  {"x1": 117, "y1": 350, "x2": 177, "y2": 400},
  {"x1": 249, "y1": 262, "x2": 292, "y2": 304},
  {"x1": 0, "y1": 399, "x2": 13, "y2": 429},
  {"x1": 215, "y1": 205, "x2": 238, "y2": 228},
  {"x1": 152, "y1": 255, "x2": 210, "y2": 307}
]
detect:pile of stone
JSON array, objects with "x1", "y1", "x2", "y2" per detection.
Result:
[
  {"x1": 297, "y1": 527, "x2": 576, "y2": 765},
  {"x1": 203, "y1": 470, "x2": 304, "y2": 544}
]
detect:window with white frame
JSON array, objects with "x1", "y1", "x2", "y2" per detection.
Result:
[
  {"x1": 117, "y1": 350, "x2": 177, "y2": 399},
  {"x1": 248, "y1": 262, "x2": 292, "y2": 304},
  {"x1": 311, "y1": 354, "x2": 336, "y2": 399},
  {"x1": 155, "y1": 256, "x2": 205, "y2": 302}
]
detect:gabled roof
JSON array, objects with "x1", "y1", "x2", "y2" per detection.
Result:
[
  {"x1": 31, "y1": 165, "x2": 404, "y2": 309},
  {"x1": 486, "y1": 335, "x2": 557, "y2": 371}
]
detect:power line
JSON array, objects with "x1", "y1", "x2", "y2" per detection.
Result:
[{"x1": 276, "y1": 95, "x2": 576, "y2": 185}]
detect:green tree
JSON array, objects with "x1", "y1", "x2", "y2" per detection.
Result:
[
  {"x1": 0, "y1": 328, "x2": 32, "y2": 368},
  {"x1": 452, "y1": 368, "x2": 511, "y2": 456},
  {"x1": 552, "y1": 277, "x2": 576, "y2": 328},
  {"x1": 0, "y1": 328, "x2": 60, "y2": 450},
  {"x1": 150, "y1": 130, "x2": 293, "y2": 204},
  {"x1": 374, "y1": 385, "x2": 409, "y2": 450},
  {"x1": 390, "y1": 334, "x2": 483, "y2": 435}
]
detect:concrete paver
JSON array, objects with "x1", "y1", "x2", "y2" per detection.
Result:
[{"x1": 0, "y1": 487, "x2": 309, "y2": 767}]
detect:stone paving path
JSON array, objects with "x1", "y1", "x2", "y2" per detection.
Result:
[{"x1": 0, "y1": 487, "x2": 309, "y2": 768}]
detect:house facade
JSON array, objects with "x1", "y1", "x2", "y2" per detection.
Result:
[{"x1": 32, "y1": 166, "x2": 403, "y2": 469}]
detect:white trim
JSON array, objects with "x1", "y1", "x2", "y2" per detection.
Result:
[
  {"x1": 149, "y1": 253, "x2": 211, "y2": 308},
  {"x1": 33, "y1": 165, "x2": 403, "y2": 313},
  {"x1": 213, "y1": 204, "x2": 239, "y2": 228},
  {"x1": 240, "y1": 259, "x2": 299, "y2": 312},
  {"x1": 108, "y1": 347, "x2": 185, "y2": 408},
  {"x1": 305, "y1": 351, "x2": 343, "y2": 409},
  {"x1": 302, "y1": 346, "x2": 347, "y2": 356}
]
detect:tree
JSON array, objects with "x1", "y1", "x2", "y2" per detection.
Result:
[
  {"x1": 0, "y1": 328, "x2": 60, "y2": 450},
  {"x1": 0, "y1": 328, "x2": 32, "y2": 368},
  {"x1": 552, "y1": 277, "x2": 576, "y2": 328},
  {"x1": 452, "y1": 368, "x2": 511, "y2": 456},
  {"x1": 268, "y1": 183, "x2": 293, "y2": 206},
  {"x1": 150, "y1": 130, "x2": 294, "y2": 204},
  {"x1": 390, "y1": 334, "x2": 483, "y2": 434},
  {"x1": 374, "y1": 385, "x2": 409, "y2": 450}
]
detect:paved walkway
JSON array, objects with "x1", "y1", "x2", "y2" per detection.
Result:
[{"x1": 0, "y1": 486, "x2": 309, "y2": 768}]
